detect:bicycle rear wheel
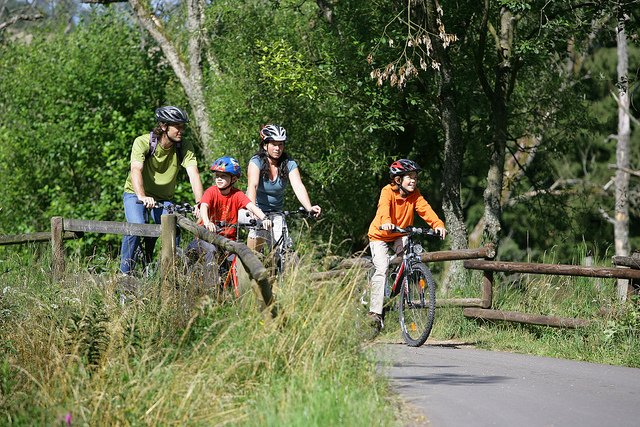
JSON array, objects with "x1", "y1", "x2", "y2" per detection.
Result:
[{"x1": 398, "y1": 262, "x2": 436, "y2": 347}]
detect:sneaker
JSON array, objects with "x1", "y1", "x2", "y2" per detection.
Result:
[{"x1": 367, "y1": 311, "x2": 384, "y2": 331}]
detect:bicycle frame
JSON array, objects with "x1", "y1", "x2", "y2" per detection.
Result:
[
  {"x1": 207, "y1": 221, "x2": 242, "y2": 298},
  {"x1": 388, "y1": 236, "x2": 422, "y2": 298},
  {"x1": 267, "y1": 213, "x2": 293, "y2": 256},
  {"x1": 219, "y1": 253, "x2": 240, "y2": 298},
  {"x1": 380, "y1": 225, "x2": 440, "y2": 347}
]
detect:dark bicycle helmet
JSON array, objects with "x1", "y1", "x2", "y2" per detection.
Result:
[
  {"x1": 210, "y1": 156, "x2": 242, "y2": 177},
  {"x1": 389, "y1": 159, "x2": 422, "y2": 177},
  {"x1": 155, "y1": 106, "x2": 190, "y2": 124},
  {"x1": 260, "y1": 124, "x2": 287, "y2": 143}
]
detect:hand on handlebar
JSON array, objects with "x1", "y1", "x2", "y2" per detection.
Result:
[
  {"x1": 379, "y1": 222, "x2": 395, "y2": 231},
  {"x1": 261, "y1": 218, "x2": 272, "y2": 230},
  {"x1": 434, "y1": 227, "x2": 447, "y2": 240},
  {"x1": 204, "y1": 221, "x2": 217, "y2": 233},
  {"x1": 307, "y1": 205, "x2": 321, "y2": 218},
  {"x1": 138, "y1": 196, "x2": 156, "y2": 209}
]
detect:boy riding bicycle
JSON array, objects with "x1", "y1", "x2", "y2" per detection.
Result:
[
  {"x1": 367, "y1": 159, "x2": 447, "y2": 331},
  {"x1": 186, "y1": 156, "x2": 271, "y2": 285}
]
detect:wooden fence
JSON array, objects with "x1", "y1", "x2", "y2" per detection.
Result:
[
  {"x1": 307, "y1": 246, "x2": 639, "y2": 329},
  {"x1": 3, "y1": 218, "x2": 638, "y2": 328},
  {"x1": 49, "y1": 215, "x2": 274, "y2": 312},
  {"x1": 461, "y1": 259, "x2": 640, "y2": 328}
]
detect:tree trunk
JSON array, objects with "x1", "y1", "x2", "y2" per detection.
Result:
[
  {"x1": 614, "y1": 2, "x2": 630, "y2": 301},
  {"x1": 469, "y1": 135, "x2": 541, "y2": 247},
  {"x1": 485, "y1": 8, "x2": 515, "y2": 247},
  {"x1": 126, "y1": 0, "x2": 212, "y2": 159},
  {"x1": 424, "y1": 0, "x2": 469, "y2": 292}
]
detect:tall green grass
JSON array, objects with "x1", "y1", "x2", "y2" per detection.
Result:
[{"x1": 0, "y1": 248, "x2": 397, "y2": 426}]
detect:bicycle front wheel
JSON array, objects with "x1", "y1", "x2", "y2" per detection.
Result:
[{"x1": 398, "y1": 262, "x2": 436, "y2": 347}]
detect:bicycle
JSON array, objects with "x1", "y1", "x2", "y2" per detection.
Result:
[
  {"x1": 129, "y1": 201, "x2": 195, "y2": 277},
  {"x1": 241, "y1": 207, "x2": 313, "y2": 277},
  {"x1": 376, "y1": 225, "x2": 442, "y2": 347},
  {"x1": 190, "y1": 220, "x2": 244, "y2": 299},
  {"x1": 185, "y1": 213, "x2": 273, "y2": 300}
]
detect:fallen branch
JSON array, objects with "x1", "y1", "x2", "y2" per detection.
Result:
[{"x1": 0, "y1": 13, "x2": 44, "y2": 32}]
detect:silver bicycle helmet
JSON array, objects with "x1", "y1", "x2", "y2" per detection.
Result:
[{"x1": 155, "y1": 106, "x2": 190, "y2": 124}]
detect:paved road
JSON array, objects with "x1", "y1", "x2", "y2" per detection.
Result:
[{"x1": 376, "y1": 343, "x2": 640, "y2": 427}]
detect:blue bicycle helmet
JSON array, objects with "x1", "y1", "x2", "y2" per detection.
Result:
[{"x1": 210, "y1": 156, "x2": 242, "y2": 177}]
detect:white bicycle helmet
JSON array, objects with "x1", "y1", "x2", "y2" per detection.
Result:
[{"x1": 260, "y1": 124, "x2": 287, "y2": 142}]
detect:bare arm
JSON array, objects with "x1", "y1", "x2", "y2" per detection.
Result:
[
  {"x1": 131, "y1": 160, "x2": 156, "y2": 208},
  {"x1": 186, "y1": 164, "x2": 204, "y2": 219},
  {"x1": 289, "y1": 168, "x2": 321, "y2": 217},
  {"x1": 200, "y1": 203, "x2": 216, "y2": 232},
  {"x1": 186, "y1": 164, "x2": 204, "y2": 203},
  {"x1": 246, "y1": 161, "x2": 260, "y2": 203},
  {"x1": 246, "y1": 202, "x2": 272, "y2": 229}
]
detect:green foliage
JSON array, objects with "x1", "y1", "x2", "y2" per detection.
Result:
[
  {"x1": 65, "y1": 293, "x2": 110, "y2": 369},
  {"x1": 257, "y1": 39, "x2": 319, "y2": 99},
  {"x1": 602, "y1": 296, "x2": 640, "y2": 344},
  {"x1": 0, "y1": 9, "x2": 170, "y2": 255}
]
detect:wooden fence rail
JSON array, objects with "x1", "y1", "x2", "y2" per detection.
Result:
[
  {"x1": 462, "y1": 259, "x2": 640, "y2": 328},
  {"x1": 63, "y1": 218, "x2": 162, "y2": 237},
  {"x1": 463, "y1": 259, "x2": 640, "y2": 280},
  {"x1": 0, "y1": 231, "x2": 81, "y2": 246}
]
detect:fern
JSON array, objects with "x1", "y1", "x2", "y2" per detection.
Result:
[{"x1": 65, "y1": 293, "x2": 110, "y2": 370}]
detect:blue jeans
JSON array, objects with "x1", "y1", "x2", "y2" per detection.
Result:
[{"x1": 119, "y1": 193, "x2": 178, "y2": 274}]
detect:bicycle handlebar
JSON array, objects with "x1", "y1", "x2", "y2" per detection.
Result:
[
  {"x1": 136, "y1": 200, "x2": 194, "y2": 215},
  {"x1": 259, "y1": 206, "x2": 318, "y2": 219},
  {"x1": 378, "y1": 225, "x2": 443, "y2": 239}
]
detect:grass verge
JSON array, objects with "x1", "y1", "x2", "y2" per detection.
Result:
[{"x1": 0, "y1": 249, "x2": 397, "y2": 426}]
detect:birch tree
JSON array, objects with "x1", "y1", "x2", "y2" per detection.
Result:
[{"x1": 614, "y1": 1, "x2": 631, "y2": 300}]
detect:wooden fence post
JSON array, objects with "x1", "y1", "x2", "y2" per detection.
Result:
[
  {"x1": 481, "y1": 271, "x2": 493, "y2": 308},
  {"x1": 161, "y1": 214, "x2": 177, "y2": 287},
  {"x1": 51, "y1": 216, "x2": 65, "y2": 280}
]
